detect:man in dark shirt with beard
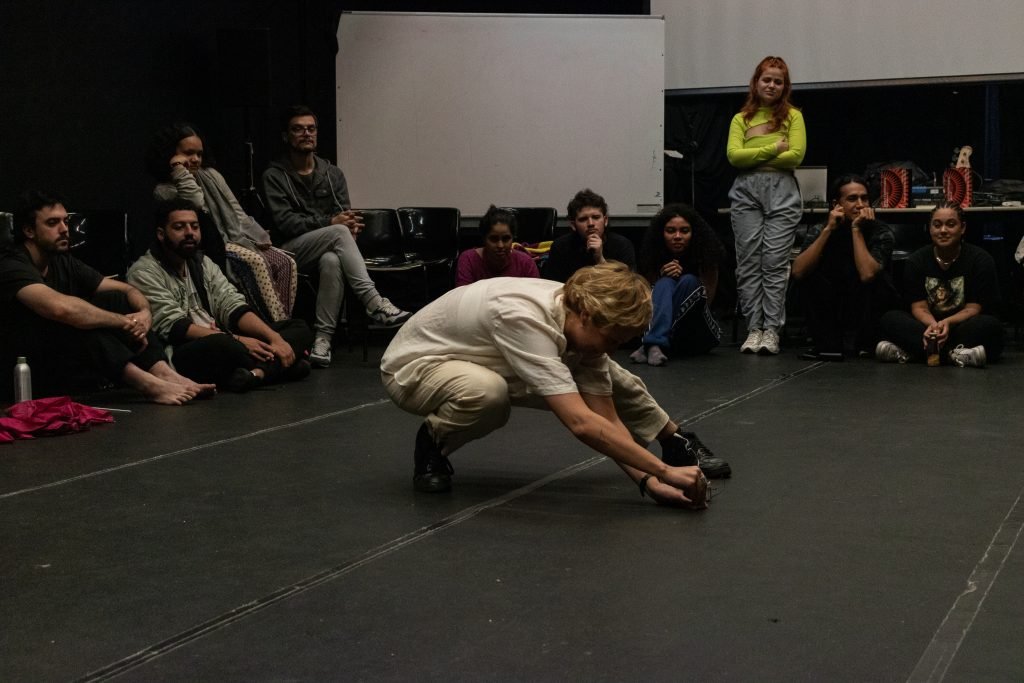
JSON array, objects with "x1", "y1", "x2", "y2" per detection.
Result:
[{"x1": 0, "y1": 190, "x2": 213, "y2": 404}]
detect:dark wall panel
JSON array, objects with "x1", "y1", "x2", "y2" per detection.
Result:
[{"x1": 0, "y1": 0, "x2": 339, "y2": 254}]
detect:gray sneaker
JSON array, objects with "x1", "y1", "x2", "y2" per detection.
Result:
[
  {"x1": 310, "y1": 335, "x2": 332, "y2": 367},
  {"x1": 368, "y1": 298, "x2": 412, "y2": 326},
  {"x1": 758, "y1": 329, "x2": 780, "y2": 355},
  {"x1": 949, "y1": 344, "x2": 986, "y2": 368},
  {"x1": 740, "y1": 328, "x2": 762, "y2": 354},
  {"x1": 875, "y1": 340, "x2": 909, "y2": 364}
]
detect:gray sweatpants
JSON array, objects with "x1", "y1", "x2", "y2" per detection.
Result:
[
  {"x1": 728, "y1": 171, "x2": 802, "y2": 332},
  {"x1": 281, "y1": 225, "x2": 383, "y2": 340}
]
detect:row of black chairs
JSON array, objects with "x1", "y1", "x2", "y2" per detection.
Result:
[
  {"x1": 355, "y1": 206, "x2": 560, "y2": 299},
  {"x1": 345, "y1": 206, "x2": 559, "y2": 360},
  {"x1": 355, "y1": 208, "x2": 460, "y2": 305}
]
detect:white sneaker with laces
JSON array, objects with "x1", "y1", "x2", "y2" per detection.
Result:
[
  {"x1": 949, "y1": 344, "x2": 986, "y2": 368},
  {"x1": 740, "y1": 329, "x2": 763, "y2": 354},
  {"x1": 310, "y1": 335, "x2": 332, "y2": 367},
  {"x1": 875, "y1": 340, "x2": 909, "y2": 363},
  {"x1": 758, "y1": 329, "x2": 780, "y2": 355},
  {"x1": 368, "y1": 298, "x2": 412, "y2": 326}
]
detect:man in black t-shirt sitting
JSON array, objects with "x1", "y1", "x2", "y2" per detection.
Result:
[
  {"x1": 0, "y1": 190, "x2": 215, "y2": 404},
  {"x1": 542, "y1": 188, "x2": 636, "y2": 282},
  {"x1": 791, "y1": 174, "x2": 900, "y2": 359}
]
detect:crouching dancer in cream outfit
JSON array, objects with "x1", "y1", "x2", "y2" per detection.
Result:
[{"x1": 381, "y1": 261, "x2": 713, "y2": 509}]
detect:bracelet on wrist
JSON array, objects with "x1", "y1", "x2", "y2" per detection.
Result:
[{"x1": 638, "y1": 473, "x2": 655, "y2": 498}]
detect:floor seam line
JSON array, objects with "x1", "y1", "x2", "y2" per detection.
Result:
[
  {"x1": 906, "y1": 488, "x2": 1024, "y2": 683},
  {"x1": 0, "y1": 398, "x2": 391, "y2": 501},
  {"x1": 74, "y1": 365, "x2": 816, "y2": 680},
  {"x1": 74, "y1": 457, "x2": 604, "y2": 682},
  {"x1": 677, "y1": 362, "x2": 825, "y2": 426}
]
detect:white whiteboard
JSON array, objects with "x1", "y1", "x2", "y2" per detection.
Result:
[
  {"x1": 336, "y1": 13, "x2": 665, "y2": 216},
  {"x1": 654, "y1": 0, "x2": 1024, "y2": 91}
]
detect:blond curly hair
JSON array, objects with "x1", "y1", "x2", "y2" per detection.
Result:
[{"x1": 562, "y1": 261, "x2": 652, "y2": 332}]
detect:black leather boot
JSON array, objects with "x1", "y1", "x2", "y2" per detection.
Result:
[{"x1": 413, "y1": 423, "x2": 454, "y2": 492}]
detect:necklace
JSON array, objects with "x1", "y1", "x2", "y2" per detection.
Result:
[{"x1": 934, "y1": 245, "x2": 961, "y2": 268}]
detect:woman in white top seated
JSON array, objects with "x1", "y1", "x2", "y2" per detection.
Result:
[{"x1": 146, "y1": 122, "x2": 297, "y2": 322}]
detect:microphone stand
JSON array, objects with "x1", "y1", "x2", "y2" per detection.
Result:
[
  {"x1": 686, "y1": 140, "x2": 698, "y2": 207},
  {"x1": 239, "y1": 108, "x2": 266, "y2": 216},
  {"x1": 666, "y1": 141, "x2": 699, "y2": 206}
]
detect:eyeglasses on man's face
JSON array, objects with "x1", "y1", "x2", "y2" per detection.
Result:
[{"x1": 289, "y1": 124, "x2": 318, "y2": 134}]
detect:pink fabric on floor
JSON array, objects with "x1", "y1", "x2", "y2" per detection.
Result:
[{"x1": 1, "y1": 396, "x2": 114, "y2": 442}]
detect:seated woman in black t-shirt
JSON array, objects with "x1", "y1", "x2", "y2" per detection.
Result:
[{"x1": 876, "y1": 202, "x2": 1004, "y2": 367}]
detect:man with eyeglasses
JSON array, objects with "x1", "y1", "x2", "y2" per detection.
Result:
[
  {"x1": 261, "y1": 104, "x2": 411, "y2": 368},
  {"x1": 0, "y1": 190, "x2": 215, "y2": 405}
]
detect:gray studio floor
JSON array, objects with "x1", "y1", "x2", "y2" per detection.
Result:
[{"x1": 2, "y1": 334, "x2": 1023, "y2": 682}]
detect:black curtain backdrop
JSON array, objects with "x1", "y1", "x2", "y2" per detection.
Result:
[
  {"x1": 0, "y1": 0, "x2": 647, "y2": 254},
  {"x1": 2, "y1": 0, "x2": 1021, "y2": 258},
  {"x1": 1, "y1": 0, "x2": 342, "y2": 255}
]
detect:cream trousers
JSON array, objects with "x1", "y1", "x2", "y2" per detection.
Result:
[{"x1": 382, "y1": 359, "x2": 669, "y2": 453}]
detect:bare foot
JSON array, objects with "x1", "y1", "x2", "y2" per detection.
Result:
[
  {"x1": 150, "y1": 361, "x2": 217, "y2": 397},
  {"x1": 143, "y1": 380, "x2": 198, "y2": 406},
  {"x1": 123, "y1": 363, "x2": 199, "y2": 405}
]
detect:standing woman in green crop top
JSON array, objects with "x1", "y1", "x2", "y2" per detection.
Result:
[{"x1": 726, "y1": 56, "x2": 806, "y2": 355}]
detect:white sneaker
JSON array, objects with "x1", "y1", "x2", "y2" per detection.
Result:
[
  {"x1": 875, "y1": 340, "x2": 909, "y2": 364},
  {"x1": 758, "y1": 329, "x2": 780, "y2": 355},
  {"x1": 740, "y1": 329, "x2": 762, "y2": 354},
  {"x1": 949, "y1": 344, "x2": 986, "y2": 368},
  {"x1": 368, "y1": 298, "x2": 412, "y2": 326},
  {"x1": 310, "y1": 335, "x2": 332, "y2": 367}
]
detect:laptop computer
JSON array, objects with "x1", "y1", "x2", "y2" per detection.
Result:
[{"x1": 795, "y1": 166, "x2": 828, "y2": 208}]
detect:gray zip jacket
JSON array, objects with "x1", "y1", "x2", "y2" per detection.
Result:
[{"x1": 261, "y1": 155, "x2": 351, "y2": 243}]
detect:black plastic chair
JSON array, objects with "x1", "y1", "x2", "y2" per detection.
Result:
[
  {"x1": 353, "y1": 209, "x2": 424, "y2": 361},
  {"x1": 497, "y1": 207, "x2": 557, "y2": 245},
  {"x1": 397, "y1": 206, "x2": 460, "y2": 296},
  {"x1": 68, "y1": 211, "x2": 130, "y2": 277},
  {"x1": 356, "y1": 209, "x2": 422, "y2": 271}
]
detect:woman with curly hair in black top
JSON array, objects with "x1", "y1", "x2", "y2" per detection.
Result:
[{"x1": 629, "y1": 203, "x2": 725, "y2": 366}]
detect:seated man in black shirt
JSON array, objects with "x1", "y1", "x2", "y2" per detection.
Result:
[
  {"x1": 791, "y1": 174, "x2": 899, "y2": 359},
  {"x1": 0, "y1": 190, "x2": 214, "y2": 404},
  {"x1": 542, "y1": 188, "x2": 636, "y2": 282}
]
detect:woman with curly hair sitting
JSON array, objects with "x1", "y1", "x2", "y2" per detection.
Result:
[{"x1": 630, "y1": 203, "x2": 725, "y2": 366}]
